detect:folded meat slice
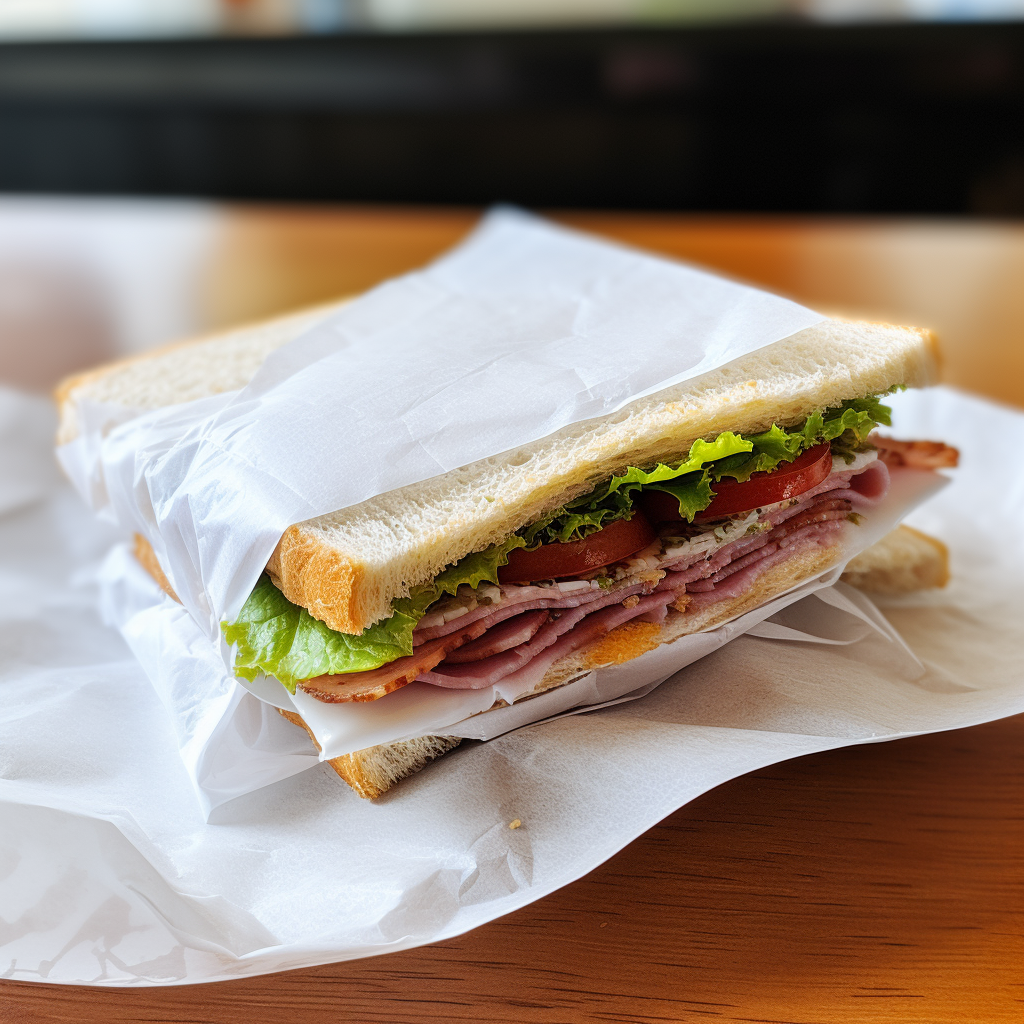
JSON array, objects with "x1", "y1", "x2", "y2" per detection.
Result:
[
  {"x1": 443, "y1": 609, "x2": 550, "y2": 664},
  {"x1": 421, "y1": 603, "x2": 596, "y2": 688},
  {"x1": 420, "y1": 590, "x2": 676, "y2": 691},
  {"x1": 685, "y1": 525, "x2": 844, "y2": 611},
  {"x1": 413, "y1": 581, "x2": 610, "y2": 644},
  {"x1": 298, "y1": 617, "x2": 493, "y2": 702},
  {"x1": 871, "y1": 434, "x2": 958, "y2": 469},
  {"x1": 681, "y1": 505, "x2": 850, "y2": 596},
  {"x1": 416, "y1": 577, "x2": 657, "y2": 647}
]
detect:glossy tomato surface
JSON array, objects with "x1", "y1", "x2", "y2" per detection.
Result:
[
  {"x1": 639, "y1": 442, "x2": 833, "y2": 524},
  {"x1": 498, "y1": 513, "x2": 656, "y2": 584}
]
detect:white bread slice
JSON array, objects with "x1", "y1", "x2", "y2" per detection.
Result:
[
  {"x1": 278, "y1": 708, "x2": 462, "y2": 800},
  {"x1": 54, "y1": 301, "x2": 342, "y2": 446},
  {"x1": 841, "y1": 523, "x2": 949, "y2": 593},
  {"x1": 57, "y1": 302, "x2": 938, "y2": 634}
]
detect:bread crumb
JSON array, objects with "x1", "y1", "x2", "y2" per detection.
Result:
[
  {"x1": 599, "y1": 922, "x2": 608, "y2": 928},
  {"x1": 621, "y1": 594, "x2": 640, "y2": 609},
  {"x1": 509, "y1": 819, "x2": 521, "y2": 829}
]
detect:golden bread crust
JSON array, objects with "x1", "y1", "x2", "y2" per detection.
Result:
[
  {"x1": 133, "y1": 534, "x2": 180, "y2": 603},
  {"x1": 278, "y1": 708, "x2": 460, "y2": 799},
  {"x1": 267, "y1": 523, "x2": 366, "y2": 638}
]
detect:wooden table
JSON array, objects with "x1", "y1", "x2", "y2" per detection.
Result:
[{"x1": 5, "y1": 208, "x2": 1023, "y2": 1022}]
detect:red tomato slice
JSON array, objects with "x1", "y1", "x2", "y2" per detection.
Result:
[
  {"x1": 639, "y1": 442, "x2": 834, "y2": 524},
  {"x1": 498, "y1": 513, "x2": 656, "y2": 585}
]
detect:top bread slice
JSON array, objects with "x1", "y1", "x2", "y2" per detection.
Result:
[{"x1": 56, "y1": 299, "x2": 939, "y2": 634}]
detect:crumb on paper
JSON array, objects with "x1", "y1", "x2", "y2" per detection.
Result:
[
  {"x1": 599, "y1": 922, "x2": 608, "y2": 928},
  {"x1": 509, "y1": 819, "x2": 521, "y2": 830}
]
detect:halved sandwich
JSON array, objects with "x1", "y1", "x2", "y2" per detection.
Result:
[{"x1": 56, "y1": 299, "x2": 956, "y2": 798}]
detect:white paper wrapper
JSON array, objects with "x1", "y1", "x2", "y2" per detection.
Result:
[
  {"x1": 6, "y1": 210, "x2": 1022, "y2": 983},
  {"x1": 3, "y1": 383, "x2": 1023, "y2": 987},
  {"x1": 57, "y1": 208, "x2": 824, "y2": 635}
]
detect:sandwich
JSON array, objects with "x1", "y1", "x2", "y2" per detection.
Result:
[{"x1": 56, "y1": 296, "x2": 957, "y2": 799}]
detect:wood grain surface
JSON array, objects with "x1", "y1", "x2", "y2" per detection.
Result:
[{"x1": 3, "y1": 208, "x2": 1023, "y2": 1022}]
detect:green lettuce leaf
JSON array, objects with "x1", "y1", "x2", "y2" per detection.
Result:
[
  {"x1": 599, "y1": 433, "x2": 755, "y2": 522},
  {"x1": 530, "y1": 394, "x2": 893, "y2": 530},
  {"x1": 223, "y1": 533, "x2": 525, "y2": 689},
  {"x1": 520, "y1": 433, "x2": 754, "y2": 547}
]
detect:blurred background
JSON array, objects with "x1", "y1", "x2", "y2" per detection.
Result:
[{"x1": 0, "y1": 0, "x2": 1022, "y2": 404}]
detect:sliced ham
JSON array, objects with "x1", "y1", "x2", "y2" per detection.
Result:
[
  {"x1": 413, "y1": 581, "x2": 608, "y2": 644},
  {"x1": 297, "y1": 617, "x2": 493, "y2": 702},
  {"x1": 414, "y1": 577, "x2": 657, "y2": 646},
  {"x1": 688, "y1": 517, "x2": 846, "y2": 595},
  {"x1": 685, "y1": 525, "x2": 843, "y2": 611},
  {"x1": 418, "y1": 495, "x2": 867, "y2": 692},
  {"x1": 420, "y1": 581, "x2": 662, "y2": 688},
  {"x1": 420, "y1": 590, "x2": 677, "y2": 692},
  {"x1": 443, "y1": 609, "x2": 550, "y2": 664},
  {"x1": 828, "y1": 459, "x2": 890, "y2": 504},
  {"x1": 660, "y1": 495, "x2": 852, "y2": 585},
  {"x1": 871, "y1": 434, "x2": 958, "y2": 470},
  {"x1": 419, "y1": 605, "x2": 594, "y2": 689}
]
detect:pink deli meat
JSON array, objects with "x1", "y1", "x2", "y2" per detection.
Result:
[
  {"x1": 419, "y1": 590, "x2": 677, "y2": 691},
  {"x1": 442, "y1": 609, "x2": 550, "y2": 664}
]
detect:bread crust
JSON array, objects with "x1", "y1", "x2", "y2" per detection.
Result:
[
  {"x1": 134, "y1": 534, "x2": 179, "y2": 603},
  {"x1": 267, "y1": 524, "x2": 367, "y2": 638},
  {"x1": 278, "y1": 708, "x2": 461, "y2": 798},
  {"x1": 53, "y1": 300, "x2": 344, "y2": 446}
]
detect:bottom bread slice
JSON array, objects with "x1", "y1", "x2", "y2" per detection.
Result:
[{"x1": 278, "y1": 712, "x2": 462, "y2": 799}]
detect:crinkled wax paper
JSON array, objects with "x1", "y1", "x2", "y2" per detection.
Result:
[
  {"x1": 2, "y1": 383, "x2": 1022, "y2": 986},
  {"x1": 56, "y1": 208, "x2": 824, "y2": 635}
]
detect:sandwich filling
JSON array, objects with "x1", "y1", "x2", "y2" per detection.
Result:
[{"x1": 223, "y1": 391, "x2": 949, "y2": 703}]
